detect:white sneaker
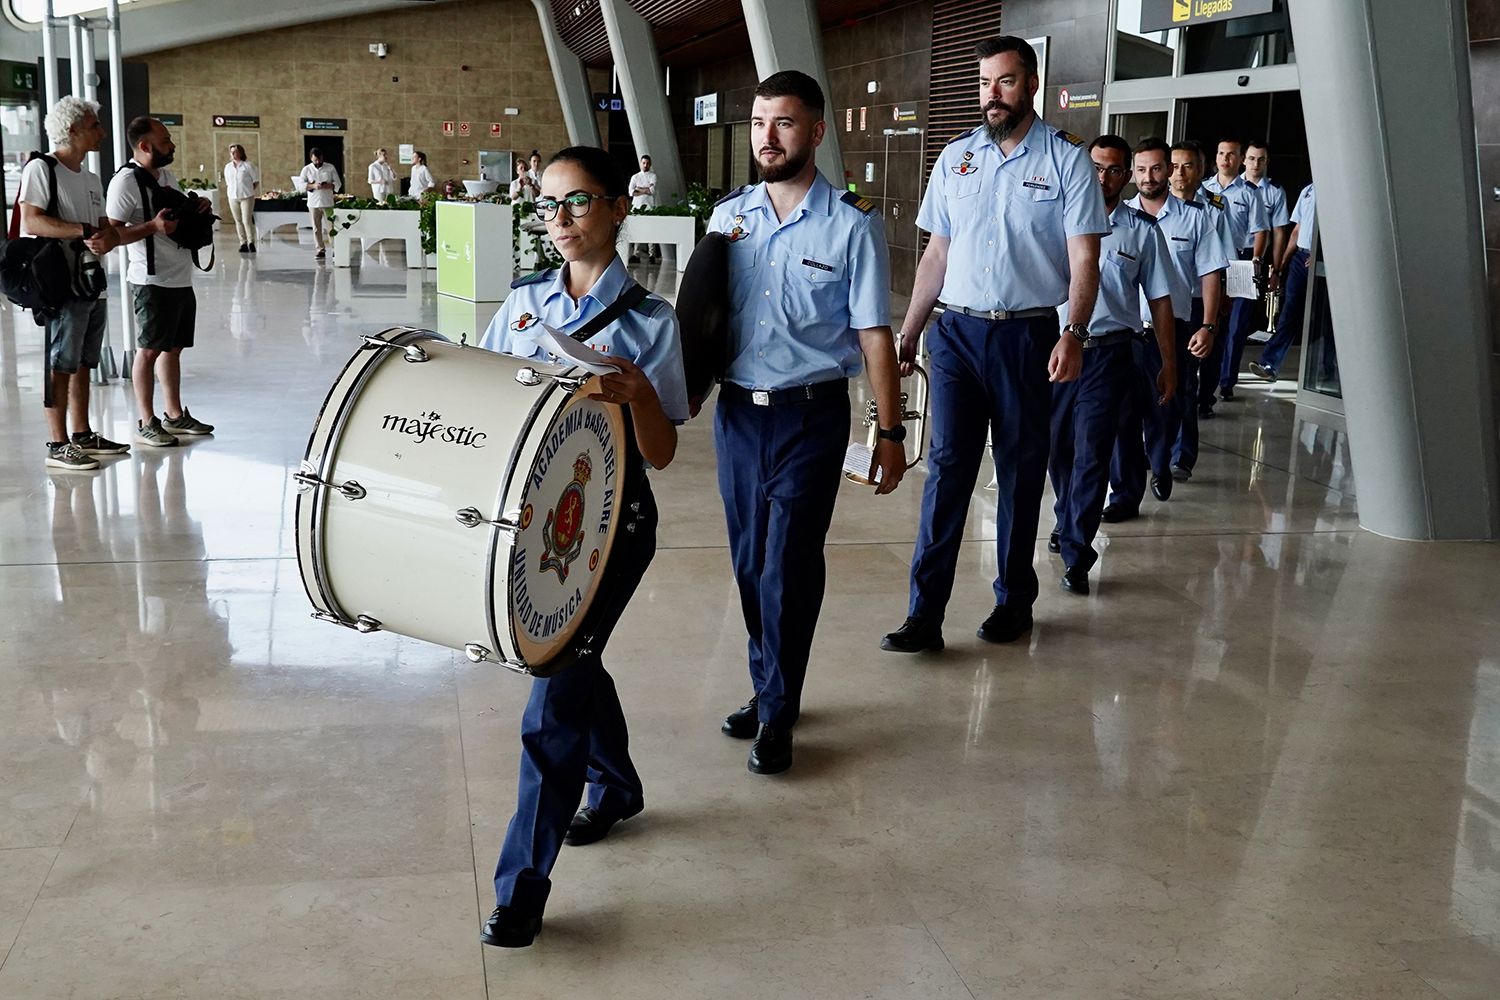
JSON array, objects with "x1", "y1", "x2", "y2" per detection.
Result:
[
  {"x1": 46, "y1": 441, "x2": 101, "y2": 470},
  {"x1": 135, "y1": 417, "x2": 180, "y2": 448}
]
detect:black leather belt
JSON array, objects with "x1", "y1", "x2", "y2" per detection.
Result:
[
  {"x1": 720, "y1": 379, "x2": 849, "y2": 407},
  {"x1": 1083, "y1": 330, "x2": 1135, "y2": 349},
  {"x1": 942, "y1": 304, "x2": 1056, "y2": 321}
]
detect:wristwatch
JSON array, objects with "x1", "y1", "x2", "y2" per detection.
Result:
[
  {"x1": 1063, "y1": 322, "x2": 1089, "y2": 343},
  {"x1": 1203, "y1": 322, "x2": 1217, "y2": 333},
  {"x1": 877, "y1": 425, "x2": 907, "y2": 443}
]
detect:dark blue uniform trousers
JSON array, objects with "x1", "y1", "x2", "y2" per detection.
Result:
[
  {"x1": 1171, "y1": 299, "x2": 1209, "y2": 473},
  {"x1": 715, "y1": 390, "x2": 849, "y2": 731},
  {"x1": 1114, "y1": 310, "x2": 1199, "y2": 508},
  {"x1": 1259, "y1": 247, "x2": 1309, "y2": 376},
  {"x1": 493, "y1": 479, "x2": 657, "y2": 918},
  {"x1": 909, "y1": 311, "x2": 1055, "y2": 619},
  {"x1": 1049, "y1": 339, "x2": 1134, "y2": 573}
]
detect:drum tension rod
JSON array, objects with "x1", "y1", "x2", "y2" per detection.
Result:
[
  {"x1": 293, "y1": 463, "x2": 367, "y2": 501},
  {"x1": 464, "y1": 643, "x2": 532, "y2": 675},
  {"x1": 312, "y1": 611, "x2": 383, "y2": 633},
  {"x1": 361, "y1": 335, "x2": 431, "y2": 363},
  {"x1": 454, "y1": 507, "x2": 519, "y2": 534},
  {"x1": 515, "y1": 367, "x2": 585, "y2": 391}
]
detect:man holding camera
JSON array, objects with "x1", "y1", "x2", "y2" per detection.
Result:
[
  {"x1": 17, "y1": 97, "x2": 124, "y2": 470},
  {"x1": 106, "y1": 115, "x2": 215, "y2": 447}
]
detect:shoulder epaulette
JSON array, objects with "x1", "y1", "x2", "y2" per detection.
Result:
[
  {"x1": 1131, "y1": 207, "x2": 1157, "y2": 226},
  {"x1": 1203, "y1": 191, "x2": 1226, "y2": 209},
  {"x1": 509, "y1": 268, "x2": 555, "y2": 290},
  {"x1": 840, "y1": 190, "x2": 876, "y2": 214},
  {"x1": 1059, "y1": 131, "x2": 1085, "y2": 147},
  {"x1": 714, "y1": 184, "x2": 753, "y2": 208},
  {"x1": 946, "y1": 126, "x2": 980, "y2": 145},
  {"x1": 1179, "y1": 197, "x2": 1204, "y2": 209}
]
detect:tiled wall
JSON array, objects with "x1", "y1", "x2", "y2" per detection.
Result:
[
  {"x1": 137, "y1": 0, "x2": 571, "y2": 199},
  {"x1": 1470, "y1": 0, "x2": 1500, "y2": 362}
]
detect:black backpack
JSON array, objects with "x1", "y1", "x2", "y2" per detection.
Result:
[
  {"x1": 122, "y1": 163, "x2": 218, "y2": 273},
  {"x1": 0, "y1": 153, "x2": 106, "y2": 323}
]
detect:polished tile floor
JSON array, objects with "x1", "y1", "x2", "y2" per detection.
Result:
[{"x1": 2, "y1": 233, "x2": 1498, "y2": 999}]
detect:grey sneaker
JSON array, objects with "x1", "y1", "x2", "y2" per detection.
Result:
[
  {"x1": 135, "y1": 417, "x2": 180, "y2": 448},
  {"x1": 71, "y1": 430, "x2": 130, "y2": 455},
  {"x1": 162, "y1": 409, "x2": 214, "y2": 436},
  {"x1": 46, "y1": 441, "x2": 101, "y2": 470}
]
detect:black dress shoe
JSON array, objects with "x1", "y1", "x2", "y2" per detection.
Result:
[
  {"x1": 1150, "y1": 474, "x2": 1172, "y2": 502},
  {"x1": 1061, "y1": 566, "x2": 1090, "y2": 595},
  {"x1": 1047, "y1": 531, "x2": 1061, "y2": 553},
  {"x1": 564, "y1": 801, "x2": 643, "y2": 846},
  {"x1": 1198, "y1": 405, "x2": 1215, "y2": 419},
  {"x1": 481, "y1": 905, "x2": 542, "y2": 948},
  {"x1": 238, "y1": 243, "x2": 248, "y2": 253},
  {"x1": 880, "y1": 617, "x2": 944, "y2": 652},
  {"x1": 976, "y1": 604, "x2": 1033, "y2": 644},
  {"x1": 1100, "y1": 503, "x2": 1138, "y2": 524},
  {"x1": 248, "y1": 243, "x2": 257, "y2": 254},
  {"x1": 721, "y1": 695, "x2": 759, "y2": 738},
  {"x1": 748, "y1": 724, "x2": 792, "y2": 774},
  {"x1": 1219, "y1": 386, "x2": 1235, "y2": 400},
  {"x1": 1171, "y1": 464, "x2": 1192, "y2": 482}
]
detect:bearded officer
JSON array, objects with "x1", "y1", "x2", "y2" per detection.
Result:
[
  {"x1": 711, "y1": 70, "x2": 905, "y2": 776},
  {"x1": 881, "y1": 35, "x2": 1107, "y2": 653}
]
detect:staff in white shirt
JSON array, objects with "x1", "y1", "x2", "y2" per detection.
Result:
[
  {"x1": 222, "y1": 143, "x2": 260, "y2": 254},
  {"x1": 368, "y1": 147, "x2": 397, "y2": 202},
  {"x1": 508, "y1": 157, "x2": 539, "y2": 202},
  {"x1": 410, "y1": 150, "x2": 435, "y2": 196},
  {"x1": 627, "y1": 153, "x2": 659, "y2": 263},
  {"x1": 299, "y1": 147, "x2": 341, "y2": 260}
]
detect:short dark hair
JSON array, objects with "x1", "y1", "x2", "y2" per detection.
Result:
[
  {"x1": 309, "y1": 146, "x2": 323, "y2": 159},
  {"x1": 1217, "y1": 136, "x2": 1245, "y2": 155},
  {"x1": 754, "y1": 70, "x2": 825, "y2": 118},
  {"x1": 974, "y1": 36, "x2": 1039, "y2": 76},
  {"x1": 1133, "y1": 137, "x2": 1171, "y2": 158},
  {"x1": 547, "y1": 145, "x2": 628, "y2": 199},
  {"x1": 641, "y1": 154, "x2": 651, "y2": 163},
  {"x1": 1172, "y1": 139, "x2": 1206, "y2": 168},
  {"x1": 1089, "y1": 134, "x2": 1131, "y2": 158},
  {"x1": 1246, "y1": 137, "x2": 1269, "y2": 153},
  {"x1": 125, "y1": 116, "x2": 156, "y2": 150},
  {"x1": 414, "y1": 150, "x2": 426, "y2": 164}
]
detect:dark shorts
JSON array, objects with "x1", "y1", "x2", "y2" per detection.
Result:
[
  {"x1": 46, "y1": 297, "x2": 109, "y2": 373},
  {"x1": 132, "y1": 283, "x2": 196, "y2": 352}
]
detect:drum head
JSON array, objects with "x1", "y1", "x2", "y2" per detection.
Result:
[
  {"x1": 676, "y1": 231, "x2": 729, "y2": 408},
  {"x1": 507, "y1": 388, "x2": 627, "y2": 667}
]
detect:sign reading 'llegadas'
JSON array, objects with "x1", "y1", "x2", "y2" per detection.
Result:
[{"x1": 1141, "y1": 0, "x2": 1276, "y2": 32}]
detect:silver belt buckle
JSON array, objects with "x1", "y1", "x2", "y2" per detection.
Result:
[{"x1": 751, "y1": 389, "x2": 772, "y2": 406}]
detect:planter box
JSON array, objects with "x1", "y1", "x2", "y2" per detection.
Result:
[
  {"x1": 437, "y1": 201, "x2": 514, "y2": 302},
  {"x1": 621, "y1": 215, "x2": 698, "y2": 272},
  {"x1": 254, "y1": 207, "x2": 312, "y2": 241},
  {"x1": 332, "y1": 208, "x2": 431, "y2": 269}
]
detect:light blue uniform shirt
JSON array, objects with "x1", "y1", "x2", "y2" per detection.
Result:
[
  {"x1": 917, "y1": 119, "x2": 1108, "y2": 312},
  {"x1": 707, "y1": 171, "x2": 890, "y2": 391},
  {"x1": 1068, "y1": 201, "x2": 1174, "y2": 335},
  {"x1": 1201, "y1": 173, "x2": 1270, "y2": 252},
  {"x1": 1291, "y1": 183, "x2": 1317, "y2": 250},
  {"x1": 479, "y1": 256, "x2": 690, "y2": 424},
  {"x1": 1127, "y1": 193, "x2": 1233, "y2": 321},
  {"x1": 1252, "y1": 177, "x2": 1290, "y2": 229}
]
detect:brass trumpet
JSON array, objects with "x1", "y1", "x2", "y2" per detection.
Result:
[{"x1": 843, "y1": 364, "x2": 930, "y2": 487}]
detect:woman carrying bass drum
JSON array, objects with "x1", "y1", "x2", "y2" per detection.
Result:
[{"x1": 477, "y1": 146, "x2": 688, "y2": 949}]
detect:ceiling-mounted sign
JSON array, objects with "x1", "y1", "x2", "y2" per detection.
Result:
[
  {"x1": 693, "y1": 93, "x2": 718, "y2": 126},
  {"x1": 1140, "y1": 0, "x2": 1275, "y2": 32},
  {"x1": 593, "y1": 93, "x2": 624, "y2": 112},
  {"x1": 8, "y1": 65, "x2": 38, "y2": 93},
  {"x1": 212, "y1": 115, "x2": 259, "y2": 129},
  {"x1": 302, "y1": 117, "x2": 348, "y2": 132},
  {"x1": 154, "y1": 113, "x2": 184, "y2": 127}
]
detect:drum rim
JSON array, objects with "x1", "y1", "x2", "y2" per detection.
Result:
[{"x1": 296, "y1": 326, "x2": 446, "y2": 628}]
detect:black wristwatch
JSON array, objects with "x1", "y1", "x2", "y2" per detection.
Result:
[
  {"x1": 1063, "y1": 322, "x2": 1089, "y2": 343},
  {"x1": 1202, "y1": 322, "x2": 1217, "y2": 333},
  {"x1": 877, "y1": 425, "x2": 907, "y2": 443}
]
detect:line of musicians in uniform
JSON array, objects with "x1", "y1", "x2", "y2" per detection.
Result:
[{"x1": 472, "y1": 35, "x2": 1310, "y2": 948}]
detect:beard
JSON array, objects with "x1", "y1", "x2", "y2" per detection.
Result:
[
  {"x1": 757, "y1": 145, "x2": 811, "y2": 183},
  {"x1": 1137, "y1": 178, "x2": 1166, "y2": 199},
  {"x1": 149, "y1": 146, "x2": 175, "y2": 169},
  {"x1": 982, "y1": 100, "x2": 1027, "y2": 144}
]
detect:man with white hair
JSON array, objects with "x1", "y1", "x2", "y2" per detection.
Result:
[{"x1": 17, "y1": 96, "x2": 126, "y2": 470}]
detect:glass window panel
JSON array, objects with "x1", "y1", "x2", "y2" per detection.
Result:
[
  {"x1": 1181, "y1": 1, "x2": 1296, "y2": 74},
  {"x1": 1113, "y1": 0, "x2": 1180, "y2": 82}
]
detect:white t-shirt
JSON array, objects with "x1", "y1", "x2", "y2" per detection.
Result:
[
  {"x1": 105, "y1": 165, "x2": 194, "y2": 288},
  {"x1": 628, "y1": 170, "x2": 657, "y2": 209},
  {"x1": 368, "y1": 159, "x2": 397, "y2": 197},
  {"x1": 410, "y1": 164, "x2": 435, "y2": 194},
  {"x1": 222, "y1": 159, "x2": 260, "y2": 200},
  {"x1": 300, "y1": 163, "x2": 342, "y2": 208},
  {"x1": 18, "y1": 155, "x2": 105, "y2": 236},
  {"x1": 509, "y1": 176, "x2": 539, "y2": 202}
]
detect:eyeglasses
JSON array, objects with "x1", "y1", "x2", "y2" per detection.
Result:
[
  {"x1": 533, "y1": 192, "x2": 613, "y2": 222},
  {"x1": 1093, "y1": 164, "x2": 1128, "y2": 178}
]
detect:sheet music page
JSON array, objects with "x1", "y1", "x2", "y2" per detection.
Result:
[{"x1": 540, "y1": 324, "x2": 616, "y2": 374}]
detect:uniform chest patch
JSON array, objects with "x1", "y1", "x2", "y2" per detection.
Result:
[
  {"x1": 801, "y1": 258, "x2": 833, "y2": 272},
  {"x1": 726, "y1": 215, "x2": 750, "y2": 242},
  {"x1": 512, "y1": 312, "x2": 539, "y2": 332},
  {"x1": 1022, "y1": 178, "x2": 1051, "y2": 191}
]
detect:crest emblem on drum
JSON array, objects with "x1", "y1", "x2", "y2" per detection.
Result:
[
  {"x1": 540, "y1": 453, "x2": 592, "y2": 582},
  {"x1": 512, "y1": 312, "x2": 539, "y2": 332}
]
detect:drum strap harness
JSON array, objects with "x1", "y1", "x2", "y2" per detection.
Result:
[{"x1": 567, "y1": 281, "x2": 650, "y2": 342}]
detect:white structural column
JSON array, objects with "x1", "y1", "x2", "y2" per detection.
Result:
[
  {"x1": 530, "y1": 0, "x2": 600, "y2": 147},
  {"x1": 597, "y1": 0, "x2": 684, "y2": 204},
  {"x1": 741, "y1": 0, "x2": 845, "y2": 184},
  {"x1": 1288, "y1": 0, "x2": 1498, "y2": 540},
  {"x1": 41, "y1": 1, "x2": 59, "y2": 109}
]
